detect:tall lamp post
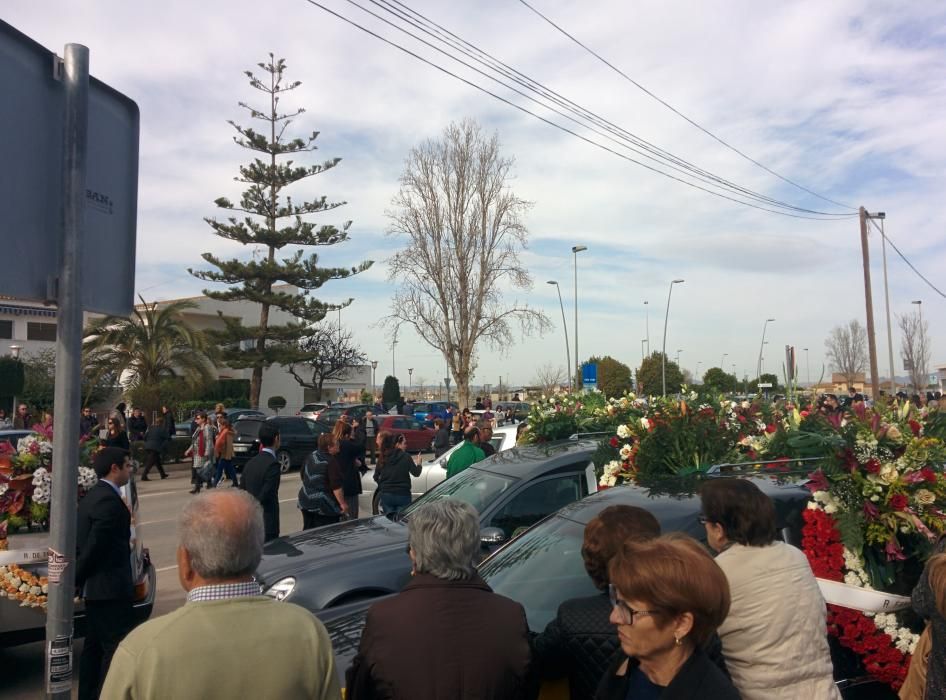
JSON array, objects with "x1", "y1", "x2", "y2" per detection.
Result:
[
  {"x1": 371, "y1": 360, "x2": 378, "y2": 399},
  {"x1": 757, "y1": 318, "x2": 775, "y2": 379},
  {"x1": 912, "y1": 300, "x2": 923, "y2": 392},
  {"x1": 408, "y1": 368, "x2": 413, "y2": 397},
  {"x1": 644, "y1": 300, "x2": 650, "y2": 355},
  {"x1": 721, "y1": 352, "x2": 728, "y2": 370},
  {"x1": 695, "y1": 361, "x2": 702, "y2": 383},
  {"x1": 547, "y1": 280, "x2": 572, "y2": 391},
  {"x1": 661, "y1": 279, "x2": 684, "y2": 396},
  {"x1": 803, "y1": 348, "x2": 810, "y2": 387},
  {"x1": 9, "y1": 345, "x2": 22, "y2": 414},
  {"x1": 641, "y1": 339, "x2": 646, "y2": 365},
  {"x1": 572, "y1": 245, "x2": 587, "y2": 387}
]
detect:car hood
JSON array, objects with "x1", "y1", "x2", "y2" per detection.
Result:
[{"x1": 255, "y1": 515, "x2": 408, "y2": 584}]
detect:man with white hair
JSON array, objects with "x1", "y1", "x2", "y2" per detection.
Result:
[{"x1": 101, "y1": 489, "x2": 340, "y2": 699}]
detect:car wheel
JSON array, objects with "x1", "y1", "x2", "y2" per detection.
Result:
[
  {"x1": 276, "y1": 449, "x2": 292, "y2": 473},
  {"x1": 371, "y1": 490, "x2": 381, "y2": 515}
]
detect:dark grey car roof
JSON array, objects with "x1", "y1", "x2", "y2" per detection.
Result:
[{"x1": 468, "y1": 438, "x2": 597, "y2": 481}]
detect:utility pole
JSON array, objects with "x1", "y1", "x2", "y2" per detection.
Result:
[
  {"x1": 874, "y1": 213, "x2": 895, "y2": 395},
  {"x1": 859, "y1": 207, "x2": 881, "y2": 399}
]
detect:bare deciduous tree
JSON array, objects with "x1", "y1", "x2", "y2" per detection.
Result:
[
  {"x1": 386, "y1": 119, "x2": 551, "y2": 408},
  {"x1": 286, "y1": 323, "x2": 367, "y2": 401},
  {"x1": 898, "y1": 311, "x2": 931, "y2": 392},
  {"x1": 824, "y1": 319, "x2": 868, "y2": 385},
  {"x1": 532, "y1": 364, "x2": 567, "y2": 396}
]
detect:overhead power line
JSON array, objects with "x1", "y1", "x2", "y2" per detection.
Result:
[
  {"x1": 306, "y1": 0, "x2": 858, "y2": 220},
  {"x1": 366, "y1": 0, "x2": 851, "y2": 218},
  {"x1": 868, "y1": 218, "x2": 946, "y2": 299},
  {"x1": 517, "y1": 0, "x2": 857, "y2": 212}
]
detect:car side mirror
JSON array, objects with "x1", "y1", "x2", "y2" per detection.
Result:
[
  {"x1": 480, "y1": 527, "x2": 507, "y2": 548},
  {"x1": 438, "y1": 458, "x2": 446, "y2": 469}
]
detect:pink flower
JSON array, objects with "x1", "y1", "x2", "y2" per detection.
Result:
[
  {"x1": 885, "y1": 538, "x2": 906, "y2": 561},
  {"x1": 807, "y1": 470, "x2": 830, "y2": 493},
  {"x1": 863, "y1": 501, "x2": 879, "y2": 520}
]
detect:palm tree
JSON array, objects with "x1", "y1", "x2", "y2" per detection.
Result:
[{"x1": 83, "y1": 296, "x2": 217, "y2": 412}]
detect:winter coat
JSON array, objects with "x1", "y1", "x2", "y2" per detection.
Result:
[
  {"x1": 433, "y1": 427, "x2": 450, "y2": 456},
  {"x1": 914, "y1": 553, "x2": 946, "y2": 700},
  {"x1": 337, "y1": 438, "x2": 364, "y2": 497},
  {"x1": 346, "y1": 573, "x2": 536, "y2": 700},
  {"x1": 298, "y1": 449, "x2": 343, "y2": 516},
  {"x1": 595, "y1": 648, "x2": 739, "y2": 700},
  {"x1": 445, "y1": 440, "x2": 485, "y2": 479},
  {"x1": 143, "y1": 425, "x2": 168, "y2": 452},
  {"x1": 103, "y1": 430, "x2": 131, "y2": 451},
  {"x1": 715, "y1": 542, "x2": 840, "y2": 700},
  {"x1": 374, "y1": 448, "x2": 420, "y2": 498},
  {"x1": 127, "y1": 415, "x2": 148, "y2": 441}
]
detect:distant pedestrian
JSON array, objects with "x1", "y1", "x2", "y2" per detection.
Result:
[
  {"x1": 185, "y1": 411, "x2": 215, "y2": 494},
  {"x1": 445, "y1": 426, "x2": 485, "y2": 479},
  {"x1": 127, "y1": 408, "x2": 147, "y2": 441},
  {"x1": 141, "y1": 417, "x2": 169, "y2": 480},
  {"x1": 352, "y1": 416, "x2": 367, "y2": 464},
  {"x1": 449, "y1": 408, "x2": 463, "y2": 446},
  {"x1": 12, "y1": 402, "x2": 32, "y2": 429},
  {"x1": 363, "y1": 410, "x2": 379, "y2": 465},
  {"x1": 298, "y1": 433, "x2": 348, "y2": 529},
  {"x1": 103, "y1": 417, "x2": 130, "y2": 451},
  {"x1": 474, "y1": 397, "x2": 484, "y2": 410},
  {"x1": 241, "y1": 422, "x2": 281, "y2": 541},
  {"x1": 374, "y1": 433, "x2": 421, "y2": 516},
  {"x1": 100, "y1": 489, "x2": 341, "y2": 700},
  {"x1": 77, "y1": 447, "x2": 138, "y2": 700},
  {"x1": 0, "y1": 408, "x2": 10, "y2": 430},
  {"x1": 79, "y1": 406, "x2": 99, "y2": 439},
  {"x1": 212, "y1": 416, "x2": 238, "y2": 487},
  {"x1": 334, "y1": 421, "x2": 365, "y2": 519},
  {"x1": 160, "y1": 405, "x2": 176, "y2": 438},
  {"x1": 432, "y1": 418, "x2": 450, "y2": 458},
  {"x1": 479, "y1": 425, "x2": 496, "y2": 458},
  {"x1": 347, "y1": 499, "x2": 534, "y2": 699},
  {"x1": 112, "y1": 402, "x2": 127, "y2": 430}
]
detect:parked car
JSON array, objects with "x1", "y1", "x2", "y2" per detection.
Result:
[
  {"x1": 470, "y1": 408, "x2": 503, "y2": 426},
  {"x1": 231, "y1": 416, "x2": 330, "y2": 473},
  {"x1": 360, "y1": 424, "x2": 519, "y2": 513},
  {"x1": 176, "y1": 407, "x2": 265, "y2": 436},
  {"x1": 0, "y1": 457, "x2": 155, "y2": 647},
  {"x1": 297, "y1": 403, "x2": 329, "y2": 420},
  {"x1": 254, "y1": 438, "x2": 599, "y2": 611},
  {"x1": 318, "y1": 472, "x2": 895, "y2": 698},
  {"x1": 373, "y1": 415, "x2": 434, "y2": 452},
  {"x1": 317, "y1": 403, "x2": 370, "y2": 426},
  {"x1": 0, "y1": 429, "x2": 33, "y2": 449},
  {"x1": 411, "y1": 401, "x2": 459, "y2": 426},
  {"x1": 499, "y1": 401, "x2": 531, "y2": 423}
]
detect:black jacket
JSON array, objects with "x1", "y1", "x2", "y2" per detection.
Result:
[
  {"x1": 595, "y1": 648, "x2": 740, "y2": 700},
  {"x1": 161, "y1": 410, "x2": 176, "y2": 439},
  {"x1": 298, "y1": 449, "x2": 343, "y2": 516},
  {"x1": 79, "y1": 414, "x2": 99, "y2": 438},
  {"x1": 338, "y1": 438, "x2": 364, "y2": 497},
  {"x1": 76, "y1": 480, "x2": 133, "y2": 601},
  {"x1": 532, "y1": 592, "x2": 618, "y2": 700},
  {"x1": 127, "y1": 415, "x2": 148, "y2": 441},
  {"x1": 143, "y1": 425, "x2": 168, "y2": 451},
  {"x1": 242, "y1": 451, "x2": 281, "y2": 541},
  {"x1": 433, "y1": 427, "x2": 450, "y2": 455},
  {"x1": 103, "y1": 430, "x2": 131, "y2": 451},
  {"x1": 374, "y1": 448, "x2": 421, "y2": 497}
]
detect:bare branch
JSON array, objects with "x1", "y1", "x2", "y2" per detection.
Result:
[
  {"x1": 898, "y1": 311, "x2": 931, "y2": 392},
  {"x1": 824, "y1": 319, "x2": 867, "y2": 386}
]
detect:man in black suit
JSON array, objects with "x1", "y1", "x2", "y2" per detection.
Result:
[
  {"x1": 76, "y1": 446, "x2": 136, "y2": 700},
  {"x1": 241, "y1": 422, "x2": 281, "y2": 541}
]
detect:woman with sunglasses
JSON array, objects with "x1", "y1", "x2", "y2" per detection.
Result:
[
  {"x1": 596, "y1": 535, "x2": 737, "y2": 700},
  {"x1": 373, "y1": 432, "x2": 421, "y2": 516},
  {"x1": 102, "y1": 416, "x2": 130, "y2": 451}
]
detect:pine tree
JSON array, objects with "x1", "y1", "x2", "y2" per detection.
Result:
[{"x1": 190, "y1": 55, "x2": 372, "y2": 409}]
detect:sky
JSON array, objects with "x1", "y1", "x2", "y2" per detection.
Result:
[{"x1": 5, "y1": 0, "x2": 946, "y2": 389}]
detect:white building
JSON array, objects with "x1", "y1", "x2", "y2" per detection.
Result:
[
  {"x1": 150, "y1": 286, "x2": 372, "y2": 413},
  {"x1": 0, "y1": 298, "x2": 95, "y2": 358}
]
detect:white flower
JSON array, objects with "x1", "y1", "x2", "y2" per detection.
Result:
[
  {"x1": 0, "y1": 481, "x2": 7, "y2": 496},
  {"x1": 616, "y1": 424, "x2": 631, "y2": 439},
  {"x1": 77, "y1": 467, "x2": 97, "y2": 488},
  {"x1": 31, "y1": 467, "x2": 51, "y2": 487},
  {"x1": 824, "y1": 503, "x2": 837, "y2": 514},
  {"x1": 640, "y1": 418, "x2": 651, "y2": 430},
  {"x1": 619, "y1": 444, "x2": 633, "y2": 459}
]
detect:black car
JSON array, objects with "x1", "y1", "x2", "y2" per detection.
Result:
[
  {"x1": 499, "y1": 401, "x2": 531, "y2": 423},
  {"x1": 319, "y1": 474, "x2": 894, "y2": 698},
  {"x1": 254, "y1": 439, "x2": 599, "y2": 610},
  {"x1": 316, "y1": 403, "x2": 370, "y2": 426},
  {"x1": 231, "y1": 416, "x2": 330, "y2": 473}
]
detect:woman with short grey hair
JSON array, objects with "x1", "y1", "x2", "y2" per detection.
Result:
[{"x1": 347, "y1": 499, "x2": 535, "y2": 699}]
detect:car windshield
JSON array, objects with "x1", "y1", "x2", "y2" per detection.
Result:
[
  {"x1": 478, "y1": 515, "x2": 595, "y2": 632},
  {"x1": 234, "y1": 420, "x2": 262, "y2": 439},
  {"x1": 401, "y1": 467, "x2": 516, "y2": 518}
]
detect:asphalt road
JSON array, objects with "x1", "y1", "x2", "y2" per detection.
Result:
[{"x1": 3, "y1": 463, "x2": 379, "y2": 698}]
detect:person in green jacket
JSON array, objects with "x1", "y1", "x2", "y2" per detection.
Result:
[{"x1": 446, "y1": 426, "x2": 486, "y2": 479}]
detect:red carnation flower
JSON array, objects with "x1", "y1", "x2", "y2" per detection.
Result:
[
  {"x1": 888, "y1": 494, "x2": 908, "y2": 511},
  {"x1": 922, "y1": 467, "x2": 937, "y2": 483},
  {"x1": 609, "y1": 437, "x2": 619, "y2": 448},
  {"x1": 865, "y1": 459, "x2": 881, "y2": 474},
  {"x1": 765, "y1": 423, "x2": 777, "y2": 434},
  {"x1": 909, "y1": 420, "x2": 921, "y2": 436}
]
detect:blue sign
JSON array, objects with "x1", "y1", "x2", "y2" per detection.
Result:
[{"x1": 582, "y1": 363, "x2": 597, "y2": 389}]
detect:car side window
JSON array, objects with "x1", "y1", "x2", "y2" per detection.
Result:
[
  {"x1": 392, "y1": 417, "x2": 408, "y2": 429},
  {"x1": 488, "y1": 474, "x2": 584, "y2": 540},
  {"x1": 278, "y1": 420, "x2": 301, "y2": 436},
  {"x1": 303, "y1": 419, "x2": 322, "y2": 436},
  {"x1": 409, "y1": 418, "x2": 423, "y2": 430}
]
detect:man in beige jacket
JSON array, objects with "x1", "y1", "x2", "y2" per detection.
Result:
[{"x1": 101, "y1": 489, "x2": 340, "y2": 700}]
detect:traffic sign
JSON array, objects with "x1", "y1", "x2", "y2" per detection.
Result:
[
  {"x1": 582, "y1": 363, "x2": 597, "y2": 390},
  {"x1": 758, "y1": 382, "x2": 773, "y2": 389}
]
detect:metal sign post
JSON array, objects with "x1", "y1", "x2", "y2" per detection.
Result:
[{"x1": 44, "y1": 43, "x2": 88, "y2": 699}]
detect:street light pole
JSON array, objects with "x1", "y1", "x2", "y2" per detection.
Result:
[
  {"x1": 9, "y1": 345, "x2": 22, "y2": 414},
  {"x1": 803, "y1": 348, "x2": 810, "y2": 387},
  {"x1": 757, "y1": 318, "x2": 775, "y2": 379},
  {"x1": 547, "y1": 280, "x2": 572, "y2": 391},
  {"x1": 721, "y1": 352, "x2": 728, "y2": 370},
  {"x1": 371, "y1": 360, "x2": 378, "y2": 399},
  {"x1": 661, "y1": 279, "x2": 684, "y2": 396},
  {"x1": 408, "y1": 368, "x2": 413, "y2": 397},
  {"x1": 641, "y1": 339, "x2": 646, "y2": 365},
  {"x1": 912, "y1": 300, "x2": 924, "y2": 391},
  {"x1": 644, "y1": 300, "x2": 650, "y2": 355},
  {"x1": 572, "y1": 245, "x2": 587, "y2": 388}
]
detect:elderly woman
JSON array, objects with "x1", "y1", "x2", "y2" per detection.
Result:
[
  {"x1": 533, "y1": 505, "x2": 661, "y2": 700},
  {"x1": 700, "y1": 478, "x2": 839, "y2": 700},
  {"x1": 596, "y1": 535, "x2": 737, "y2": 699},
  {"x1": 910, "y1": 547, "x2": 946, "y2": 699},
  {"x1": 347, "y1": 499, "x2": 534, "y2": 699},
  {"x1": 298, "y1": 433, "x2": 348, "y2": 529},
  {"x1": 185, "y1": 411, "x2": 215, "y2": 495}
]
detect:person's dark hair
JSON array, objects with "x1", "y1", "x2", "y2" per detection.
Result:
[
  {"x1": 377, "y1": 432, "x2": 399, "y2": 469},
  {"x1": 154, "y1": 416, "x2": 164, "y2": 426},
  {"x1": 317, "y1": 433, "x2": 336, "y2": 452},
  {"x1": 115, "y1": 402, "x2": 126, "y2": 413},
  {"x1": 463, "y1": 426, "x2": 479, "y2": 442},
  {"x1": 433, "y1": 418, "x2": 444, "y2": 429},
  {"x1": 93, "y1": 447, "x2": 128, "y2": 478},
  {"x1": 257, "y1": 422, "x2": 279, "y2": 448},
  {"x1": 699, "y1": 478, "x2": 777, "y2": 546},
  {"x1": 609, "y1": 534, "x2": 730, "y2": 648},
  {"x1": 333, "y1": 420, "x2": 352, "y2": 440},
  {"x1": 582, "y1": 505, "x2": 661, "y2": 590}
]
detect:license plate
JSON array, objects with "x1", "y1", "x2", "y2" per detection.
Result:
[{"x1": 234, "y1": 445, "x2": 250, "y2": 452}]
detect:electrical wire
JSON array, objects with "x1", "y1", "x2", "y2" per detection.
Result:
[
  {"x1": 868, "y1": 218, "x2": 946, "y2": 299},
  {"x1": 304, "y1": 0, "x2": 858, "y2": 220},
  {"x1": 368, "y1": 0, "x2": 852, "y2": 218},
  {"x1": 517, "y1": 0, "x2": 858, "y2": 213}
]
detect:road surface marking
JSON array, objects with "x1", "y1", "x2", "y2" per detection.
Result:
[{"x1": 156, "y1": 565, "x2": 179, "y2": 573}]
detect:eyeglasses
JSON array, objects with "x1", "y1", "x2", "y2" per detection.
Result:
[
  {"x1": 608, "y1": 585, "x2": 659, "y2": 625},
  {"x1": 698, "y1": 514, "x2": 710, "y2": 525}
]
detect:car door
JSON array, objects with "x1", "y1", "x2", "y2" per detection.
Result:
[
  {"x1": 402, "y1": 417, "x2": 430, "y2": 452},
  {"x1": 299, "y1": 419, "x2": 323, "y2": 454},
  {"x1": 483, "y1": 472, "x2": 589, "y2": 545}
]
